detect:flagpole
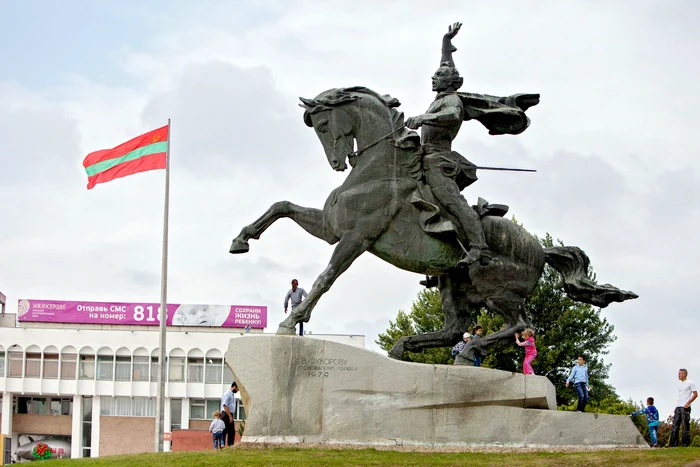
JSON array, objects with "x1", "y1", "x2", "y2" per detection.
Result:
[{"x1": 155, "y1": 118, "x2": 171, "y2": 452}]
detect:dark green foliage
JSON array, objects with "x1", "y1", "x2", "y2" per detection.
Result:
[{"x1": 375, "y1": 289, "x2": 453, "y2": 364}]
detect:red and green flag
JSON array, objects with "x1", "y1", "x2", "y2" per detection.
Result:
[{"x1": 83, "y1": 125, "x2": 169, "y2": 189}]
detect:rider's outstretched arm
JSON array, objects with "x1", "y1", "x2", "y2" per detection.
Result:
[
  {"x1": 406, "y1": 95, "x2": 463, "y2": 129},
  {"x1": 440, "y1": 22, "x2": 462, "y2": 67}
]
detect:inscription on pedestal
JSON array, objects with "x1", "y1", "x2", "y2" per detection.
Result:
[{"x1": 295, "y1": 357, "x2": 359, "y2": 378}]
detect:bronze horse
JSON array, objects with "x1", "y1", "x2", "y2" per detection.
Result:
[{"x1": 229, "y1": 86, "x2": 637, "y2": 362}]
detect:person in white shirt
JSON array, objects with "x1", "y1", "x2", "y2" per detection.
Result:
[{"x1": 670, "y1": 368, "x2": 698, "y2": 447}]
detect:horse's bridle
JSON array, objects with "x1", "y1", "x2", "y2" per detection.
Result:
[{"x1": 349, "y1": 125, "x2": 406, "y2": 158}]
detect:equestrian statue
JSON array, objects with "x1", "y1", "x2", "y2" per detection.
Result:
[{"x1": 229, "y1": 23, "x2": 637, "y2": 364}]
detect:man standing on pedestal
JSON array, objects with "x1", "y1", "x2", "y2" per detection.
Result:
[
  {"x1": 284, "y1": 279, "x2": 308, "y2": 336},
  {"x1": 220, "y1": 381, "x2": 239, "y2": 447},
  {"x1": 670, "y1": 368, "x2": 698, "y2": 447}
]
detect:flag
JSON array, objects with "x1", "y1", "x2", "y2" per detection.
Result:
[{"x1": 83, "y1": 125, "x2": 169, "y2": 189}]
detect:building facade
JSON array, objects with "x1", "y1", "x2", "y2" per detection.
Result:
[{"x1": 0, "y1": 314, "x2": 364, "y2": 462}]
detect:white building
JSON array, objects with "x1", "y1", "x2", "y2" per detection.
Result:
[{"x1": 0, "y1": 312, "x2": 364, "y2": 462}]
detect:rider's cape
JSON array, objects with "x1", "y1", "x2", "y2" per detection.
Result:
[
  {"x1": 413, "y1": 92, "x2": 539, "y2": 237},
  {"x1": 439, "y1": 92, "x2": 540, "y2": 136}
]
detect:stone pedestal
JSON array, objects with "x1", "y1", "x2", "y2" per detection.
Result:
[{"x1": 226, "y1": 335, "x2": 645, "y2": 448}]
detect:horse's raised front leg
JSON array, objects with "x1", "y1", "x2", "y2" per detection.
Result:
[
  {"x1": 277, "y1": 230, "x2": 374, "y2": 335},
  {"x1": 230, "y1": 201, "x2": 338, "y2": 254},
  {"x1": 388, "y1": 274, "x2": 481, "y2": 360}
]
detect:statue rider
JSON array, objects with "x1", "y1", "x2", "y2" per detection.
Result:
[{"x1": 405, "y1": 22, "x2": 490, "y2": 267}]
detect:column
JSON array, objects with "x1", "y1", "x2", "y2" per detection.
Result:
[
  {"x1": 90, "y1": 396, "x2": 101, "y2": 458},
  {"x1": 163, "y1": 398, "x2": 171, "y2": 452},
  {"x1": 181, "y1": 398, "x2": 189, "y2": 430},
  {"x1": 1, "y1": 393, "x2": 12, "y2": 435},
  {"x1": 70, "y1": 395, "x2": 82, "y2": 459}
]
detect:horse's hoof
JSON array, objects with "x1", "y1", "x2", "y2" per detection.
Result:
[
  {"x1": 276, "y1": 325, "x2": 296, "y2": 335},
  {"x1": 453, "y1": 353, "x2": 472, "y2": 365},
  {"x1": 229, "y1": 238, "x2": 250, "y2": 254},
  {"x1": 387, "y1": 342, "x2": 405, "y2": 360}
]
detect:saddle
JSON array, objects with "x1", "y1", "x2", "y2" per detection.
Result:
[{"x1": 410, "y1": 182, "x2": 509, "y2": 237}]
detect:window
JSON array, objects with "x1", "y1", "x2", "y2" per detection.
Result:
[
  {"x1": 189, "y1": 399, "x2": 205, "y2": 420},
  {"x1": 50, "y1": 398, "x2": 72, "y2": 416},
  {"x1": 61, "y1": 353, "x2": 77, "y2": 379},
  {"x1": 8, "y1": 351, "x2": 22, "y2": 377},
  {"x1": 237, "y1": 403, "x2": 246, "y2": 421},
  {"x1": 79, "y1": 355, "x2": 95, "y2": 380},
  {"x1": 168, "y1": 357, "x2": 185, "y2": 382},
  {"x1": 187, "y1": 358, "x2": 204, "y2": 383},
  {"x1": 132, "y1": 397, "x2": 154, "y2": 417},
  {"x1": 0, "y1": 351, "x2": 5, "y2": 377},
  {"x1": 223, "y1": 363, "x2": 234, "y2": 386},
  {"x1": 101, "y1": 397, "x2": 155, "y2": 417},
  {"x1": 82, "y1": 397, "x2": 92, "y2": 458},
  {"x1": 43, "y1": 354, "x2": 59, "y2": 379},
  {"x1": 170, "y1": 399, "x2": 182, "y2": 430},
  {"x1": 16, "y1": 396, "x2": 47, "y2": 415},
  {"x1": 190, "y1": 399, "x2": 220, "y2": 420},
  {"x1": 96, "y1": 355, "x2": 114, "y2": 380},
  {"x1": 115, "y1": 356, "x2": 131, "y2": 381},
  {"x1": 151, "y1": 356, "x2": 162, "y2": 382},
  {"x1": 133, "y1": 356, "x2": 149, "y2": 381},
  {"x1": 205, "y1": 358, "x2": 223, "y2": 384},
  {"x1": 25, "y1": 353, "x2": 41, "y2": 377}
]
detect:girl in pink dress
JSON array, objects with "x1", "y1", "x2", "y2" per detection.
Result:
[{"x1": 514, "y1": 328, "x2": 537, "y2": 375}]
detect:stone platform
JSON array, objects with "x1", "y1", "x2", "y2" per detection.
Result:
[{"x1": 225, "y1": 335, "x2": 646, "y2": 448}]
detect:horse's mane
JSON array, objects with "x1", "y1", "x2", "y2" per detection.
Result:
[{"x1": 299, "y1": 86, "x2": 420, "y2": 150}]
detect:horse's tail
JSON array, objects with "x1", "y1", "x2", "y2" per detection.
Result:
[{"x1": 544, "y1": 246, "x2": 638, "y2": 308}]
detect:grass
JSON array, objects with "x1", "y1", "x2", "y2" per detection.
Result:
[{"x1": 47, "y1": 445, "x2": 700, "y2": 467}]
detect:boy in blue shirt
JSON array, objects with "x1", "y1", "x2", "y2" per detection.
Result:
[
  {"x1": 565, "y1": 355, "x2": 590, "y2": 412},
  {"x1": 630, "y1": 397, "x2": 660, "y2": 447}
]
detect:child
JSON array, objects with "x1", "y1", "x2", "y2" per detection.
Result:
[
  {"x1": 209, "y1": 410, "x2": 226, "y2": 449},
  {"x1": 630, "y1": 397, "x2": 660, "y2": 447},
  {"x1": 514, "y1": 328, "x2": 537, "y2": 375},
  {"x1": 472, "y1": 325, "x2": 484, "y2": 366},
  {"x1": 565, "y1": 355, "x2": 590, "y2": 412},
  {"x1": 451, "y1": 332, "x2": 472, "y2": 357}
]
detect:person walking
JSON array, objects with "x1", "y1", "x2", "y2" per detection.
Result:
[
  {"x1": 284, "y1": 279, "x2": 308, "y2": 336},
  {"x1": 630, "y1": 397, "x2": 660, "y2": 447},
  {"x1": 209, "y1": 410, "x2": 225, "y2": 450},
  {"x1": 220, "y1": 381, "x2": 239, "y2": 447}
]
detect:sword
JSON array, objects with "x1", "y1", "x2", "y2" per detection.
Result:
[{"x1": 474, "y1": 166, "x2": 536, "y2": 173}]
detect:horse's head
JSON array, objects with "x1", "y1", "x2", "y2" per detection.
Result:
[{"x1": 299, "y1": 89, "x2": 359, "y2": 172}]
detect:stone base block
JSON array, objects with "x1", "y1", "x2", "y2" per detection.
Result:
[{"x1": 225, "y1": 335, "x2": 645, "y2": 448}]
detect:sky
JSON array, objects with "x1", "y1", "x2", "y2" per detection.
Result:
[{"x1": 1, "y1": 0, "x2": 699, "y2": 420}]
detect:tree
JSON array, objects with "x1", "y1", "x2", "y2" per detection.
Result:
[
  {"x1": 375, "y1": 289, "x2": 453, "y2": 364},
  {"x1": 376, "y1": 231, "x2": 618, "y2": 407}
]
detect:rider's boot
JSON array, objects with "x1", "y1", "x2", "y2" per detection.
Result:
[
  {"x1": 457, "y1": 222, "x2": 492, "y2": 267},
  {"x1": 460, "y1": 244, "x2": 492, "y2": 267}
]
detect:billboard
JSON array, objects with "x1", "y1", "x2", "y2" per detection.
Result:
[
  {"x1": 15, "y1": 435, "x2": 71, "y2": 462},
  {"x1": 17, "y1": 299, "x2": 267, "y2": 328}
]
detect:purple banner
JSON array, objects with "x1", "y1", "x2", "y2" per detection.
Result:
[{"x1": 17, "y1": 299, "x2": 267, "y2": 328}]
